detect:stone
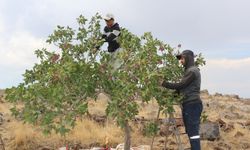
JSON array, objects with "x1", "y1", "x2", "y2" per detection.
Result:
[
  {"x1": 225, "y1": 94, "x2": 240, "y2": 99},
  {"x1": 91, "y1": 148, "x2": 104, "y2": 150},
  {"x1": 223, "y1": 123, "x2": 234, "y2": 132},
  {"x1": 217, "y1": 142, "x2": 231, "y2": 150},
  {"x1": 133, "y1": 145, "x2": 150, "y2": 150},
  {"x1": 200, "y1": 122, "x2": 220, "y2": 141},
  {"x1": 224, "y1": 112, "x2": 241, "y2": 120},
  {"x1": 234, "y1": 131, "x2": 244, "y2": 138},
  {"x1": 58, "y1": 147, "x2": 67, "y2": 150},
  {"x1": 159, "y1": 124, "x2": 170, "y2": 136},
  {"x1": 216, "y1": 119, "x2": 234, "y2": 132},
  {"x1": 0, "y1": 113, "x2": 3, "y2": 125},
  {"x1": 244, "y1": 120, "x2": 250, "y2": 126},
  {"x1": 214, "y1": 93, "x2": 223, "y2": 97},
  {"x1": 241, "y1": 142, "x2": 250, "y2": 149},
  {"x1": 200, "y1": 89, "x2": 209, "y2": 95},
  {"x1": 39, "y1": 146, "x2": 52, "y2": 150},
  {"x1": 216, "y1": 119, "x2": 226, "y2": 128}
]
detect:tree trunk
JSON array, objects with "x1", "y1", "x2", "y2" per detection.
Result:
[
  {"x1": 0, "y1": 134, "x2": 5, "y2": 150},
  {"x1": 124, "y1": 120, "x2": 131, "y2": 150},
  {"x1": 150, "y1": 108, "x2": 161, "y2": 150}
]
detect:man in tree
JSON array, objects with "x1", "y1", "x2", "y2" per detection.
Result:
[
  {"x1": 102, "y1": 13, "x2": 121, "y2": 53},
  {"x1": 161, "y1": 50, "x2": 203, "y2": 150},
  {"x1": 101, "y1": 13, "x2": 122, "y2": 71}
]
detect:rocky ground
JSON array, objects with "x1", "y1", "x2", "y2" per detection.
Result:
[
  {"x1": 198, "y1": 90, "x2": 250, "y2": 150},
  {"x1": 0, "y1": 89, "x2": 250, "y2": 150}
]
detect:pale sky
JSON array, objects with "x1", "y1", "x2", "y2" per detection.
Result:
[{"x1": 0, "y1": 0, "x2": 250, "y2": 98}]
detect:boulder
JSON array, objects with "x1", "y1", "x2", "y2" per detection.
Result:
[{"x1": 200, "y1": 122, "x2": 220, "y2": 141}]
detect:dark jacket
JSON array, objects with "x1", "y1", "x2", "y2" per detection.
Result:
[
  {"x1": 102, "y1": 23, "x2": 121, "y2": 52},
  {"x1": 162, "y1": 50, "x2": 201, "y2": 104}
]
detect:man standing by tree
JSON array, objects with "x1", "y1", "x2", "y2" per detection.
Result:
[
  {"x1": 101, "y1": 13, "x2": 122, "y2": 71},
  {"x1": 161, "y1": 50, "x2": 203, "y2": 150}
]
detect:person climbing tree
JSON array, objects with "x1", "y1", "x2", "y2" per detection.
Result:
[{"x1": 102, "y1": 13, "x2": 123, "y2": 71}]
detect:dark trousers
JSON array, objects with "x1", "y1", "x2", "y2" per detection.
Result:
[{"x1": 182, "y1": 101, "x2": 203, "y2": 150}]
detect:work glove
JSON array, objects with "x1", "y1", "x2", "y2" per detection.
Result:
[{"x1": 95, "y1": 45, "x2": 101, "y2": 50}]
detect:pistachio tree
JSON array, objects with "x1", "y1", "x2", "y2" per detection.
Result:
[{"x1": 5, "y1": 13, "x2": 205, "y2": 150}]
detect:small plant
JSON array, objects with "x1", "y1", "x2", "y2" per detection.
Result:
[
  {"x1": 201, "y1": 111, "x2": 208, "y2": 123},
  {"x1": 143, "y1": 122, "x2": 159, "y2": 137}
]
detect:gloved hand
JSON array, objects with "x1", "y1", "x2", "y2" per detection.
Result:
[
  {"x1": 159, "y1": 78, "x2": 164, "y2": 86},
  {"x1": 102, "y1": 34, "x2": 107, "y2": 39},
  {"x1": 95, "y1": 45, "x2": 101, "y2": 50}
]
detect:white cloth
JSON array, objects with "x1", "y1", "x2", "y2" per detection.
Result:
[{"x1": 110, "y1": 48, "x2": 124, "y2": 72}]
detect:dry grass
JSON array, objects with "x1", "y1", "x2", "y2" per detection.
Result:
[
  {"x1": 69, "y1": 119, "x2": 123, "y2": 147},
  {"x1": 5, "y1": 119, "x2": 124, "y2": 149},
  {"x1": 1, "y1": 92, "x2": 250, "y2": 149},
  {"x1": 137, "y1": 100, "x2": 159, "y2": 119},
  {"x1": 88, "y1": 93, "x2": 109, "y2": 116},
  {"x1": 1, "y1": 93, "x2": 153, "y2": 149},
  {"x1": 8, "y1": 121, "x2": 40, "y2": 149},
  {"x1": 1, "y1": 94, "x2": 185, "y2": 149},
  {"x1": 0, "y1": 102, "x2": 10, "y2": 113},
  {"x1": 4, "y1": 118, "x2": 154, "y2": 150}
]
